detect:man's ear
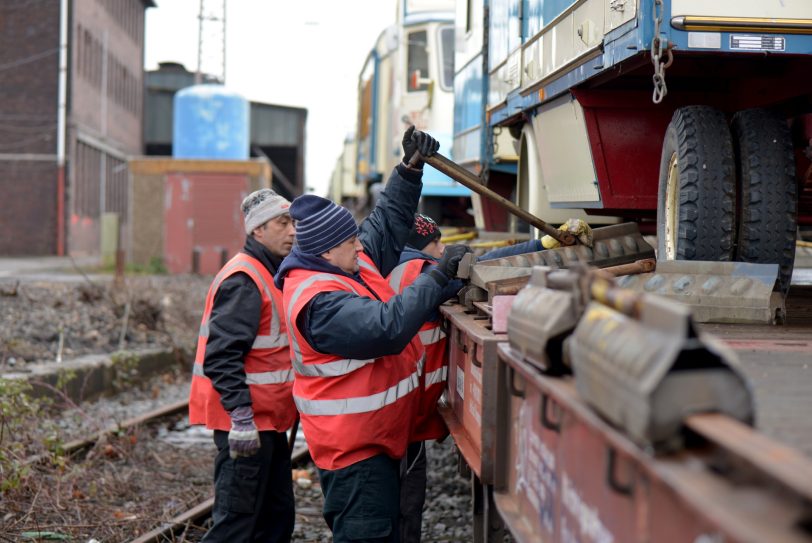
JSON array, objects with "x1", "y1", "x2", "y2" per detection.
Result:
[
  {"x1": 321, "y1": 248, "x2": 334, "y2": 264},
  {"x1": 251, "y1": 223, "x2": 266, "y2": 237}
]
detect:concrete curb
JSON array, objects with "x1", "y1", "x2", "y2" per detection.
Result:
[{"x1": 1, "y1": 348, "x2": 189, "y2": 403}]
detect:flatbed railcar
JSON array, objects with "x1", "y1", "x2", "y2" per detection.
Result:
[{"x1": 439, "y1": 252, "x2": 812, "y2": 542}]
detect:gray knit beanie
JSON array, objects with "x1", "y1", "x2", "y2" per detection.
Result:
[{"x1": 241, "y1": 189, "x2": 291, "y2": 234}]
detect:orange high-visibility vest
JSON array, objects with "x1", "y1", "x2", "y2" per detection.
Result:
[
  {"x1": 388, "y1": 258, "x2": 449, "y2": 441},
  {"x1": 283, "y1": 252, "x2": 425, "y2": 470},
  {"x1": 189, "y1": 253, "x2": 296, "y2": 432}
]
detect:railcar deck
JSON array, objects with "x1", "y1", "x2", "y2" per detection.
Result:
[{"x1": 700, "y1": 284, "x2": 812, "y2": 458}]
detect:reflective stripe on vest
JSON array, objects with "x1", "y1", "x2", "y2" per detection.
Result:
[
  {"x1": 296, "y1": 357, "x2": 376, "y2": 377},
  {"x1": 388, "y1": 261, "x2": 446, "y2": 346},
  {"x1": 358, "y1": 257, "x2": 377, "y2": 274},
  {"x1": 294, "y1": 353, "x2": 425, "y2": 415},
  {"x1": 425, "y1": 365, "x2": 448, "y2": 387},
  {"x1": 198, "y1": 257, "x2": 288, "y2": 349},
  {"x1": 387, "y1": 261, "x2": 410, "y2": 293},
  {"x1": 286, "y1": 266, "x2": 427, "y2": 378},
  {"x1": 285, "y1": 272, "x2": 373, "y2": 377},
  {"x1": 193, "y1": 363, "x2": 294, "y2": 385},
  {"x1": 418, "y1": 327, "x2": 446, "y2": 346}
]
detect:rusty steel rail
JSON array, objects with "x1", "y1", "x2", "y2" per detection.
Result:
[
  {"x1": 602, "y1": 258, "x2": 656, "y2": 277},
  {"x1": 129, "y1": 497, "x2": 215, "y2": 543},
  {"x1": 129, "y1": 445, "x2": 311, "y2": 543},
  {"x1": 26, "y1": 399, "x2": 190, "y2": 466},
  {"x1": 685, "y1": 413, "x2": 812, "y2": 504},
  {"x1": 26, "y1": 394, "x2": 311, "y2": 543}
]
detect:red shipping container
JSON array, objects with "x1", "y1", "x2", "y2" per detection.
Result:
[{"x1": 164, "y1": 173, "x2": 251, "y2": 274}]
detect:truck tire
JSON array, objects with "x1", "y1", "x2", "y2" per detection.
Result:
[
  {"x1": 731, "y1": 108, "x2": 798, "y2": 294},
  {"x1": 657, "y1": 106, "x2": 736, "y2": 261}
]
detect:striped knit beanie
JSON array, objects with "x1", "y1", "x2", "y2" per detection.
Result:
[{"x1": 289, "y1": 194, "x2": 358, "y2": 255}]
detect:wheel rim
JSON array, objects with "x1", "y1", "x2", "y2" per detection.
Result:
[{"x1": 664, "y1": 153, "x2": 679, "y2": 260}]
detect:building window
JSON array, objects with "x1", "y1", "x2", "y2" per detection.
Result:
[
  {"x1": 75, "y1": 142, "x2": 101, "y2": 217},
  {"x1": 77, "y1": 28, "x2": 105, "y2": 89},
  {"x1": 101, "y1": 0, "x2": 140, "y2": 42},
  {"x1": 105, "y1": 155, "x2": 128, "y2": 220},
  {"x1": 439, "y1": 26, "x2": 454, "y2": 91}
]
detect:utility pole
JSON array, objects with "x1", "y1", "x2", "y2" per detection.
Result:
[{"x1": 195, "y1": 0, "x2": 227, "y2": 84}]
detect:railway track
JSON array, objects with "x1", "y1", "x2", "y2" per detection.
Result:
[
  {"x1": 7, "y1": 386, "x2": 474, "y2": 542},
  {"x1": 21, "y1": 398, "x2": 316, "y2": 542},
  {"x1": 24, "y1": 399, "x2": 190, "y2": 467},
  {"x1": 127, "y1": 445, "x2": 311, "y2": 543},
  {"x1": 3, "y1": 395, "x2": 212, "y2": 542}
]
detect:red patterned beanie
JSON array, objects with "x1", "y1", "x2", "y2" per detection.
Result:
[{"x1": 406, "y1": 214, "x2": 441, "y2": 250}]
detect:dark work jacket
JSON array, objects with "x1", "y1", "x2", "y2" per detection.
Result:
[
  {"x1": 203, "y1": 235, "x2": 283, "y2": 411},
  {"x1": 397, "y1": 246, "x2": 463, "y2": 322},
  {"x1": 275, "y1": 164, "x2": 450, "y2": 359},
  {"x1": 477, "y1": 239, "x2": 543, "y2": 261},
  {"x1": 395, "y1": 240, "x2": 541, "y2": 322}
]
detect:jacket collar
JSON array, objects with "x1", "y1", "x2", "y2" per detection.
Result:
[
  {"x1": 242, "y1": 235, "x2": 283, "y2": 276},
  {"x1": 274, "y1": 246, "x2": 361, "y2": 290},
  {"x1": 398, "y1": 245, "x2": 438, "y2": 266}
]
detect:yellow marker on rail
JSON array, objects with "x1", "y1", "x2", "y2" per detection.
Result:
[{"x1": 441, "y1": 231, "x2": 477, "y2": 243}]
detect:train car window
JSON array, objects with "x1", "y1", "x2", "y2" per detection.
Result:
[
  {"x1": 407, "y1": 30, "x2": 429, "y2": 92},
  {"x1": 439, "y1": 26, "x2": 454, "y2": 91},
  {"x1": 359, "y1": 79, "x2": 373, "y2": 139}
]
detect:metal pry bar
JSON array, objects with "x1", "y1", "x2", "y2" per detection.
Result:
[{"x1": 409, "y1": 151, "x2": 577, "y2": 246}]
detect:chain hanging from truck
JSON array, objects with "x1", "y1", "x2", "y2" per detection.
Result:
[{"x1": 651, "y1": 0, "x2": 673, "y2": 104}]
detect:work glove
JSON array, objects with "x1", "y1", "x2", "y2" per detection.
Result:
[
  {"x1": 541, "y1": 218, "x2": 594, "y2": 249},
  {"x1": 228, "y1": 405, "x2": 260, "y2": 459},
  {"x1": 402, "y1": 125, "x2": 440, "y2": 168},
  {"x1": 429, "y1": 244, "x2": 472, "y2": 284}
]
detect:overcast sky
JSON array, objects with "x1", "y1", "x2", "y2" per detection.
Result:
[{"x1": 144, "y1": 0, "x2": 399, "y2": 195}]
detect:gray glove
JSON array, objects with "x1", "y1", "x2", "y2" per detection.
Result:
[
  {"x1": 228, "y1": 405, "x2": 260, "y2": 459},
  {"x1": 401, "y1": 126, "x2": 440, "y2": 168}
]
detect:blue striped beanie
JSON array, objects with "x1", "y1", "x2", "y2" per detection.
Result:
[{"x1": 290, "y1": 194, "x2": 358, "y2": 255}]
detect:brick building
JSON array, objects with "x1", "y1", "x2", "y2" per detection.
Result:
[{"x1": 0, "y1": 0, "x2": 153, "y2": 256}]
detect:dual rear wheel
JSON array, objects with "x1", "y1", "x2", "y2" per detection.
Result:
[{"x1": 656, "y1": 106, "x2": 798, "y2": 293}]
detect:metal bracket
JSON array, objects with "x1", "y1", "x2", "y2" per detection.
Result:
[
  {"x1": 540, "y1": 394, "x2": 562, "y2": 432},
  {"x1": 606, "y1": 447, "x2": 635, "y2": 496},
  {"x1": 508, "y1": 366, "x2": 526, "y2": 398},
  {"x1": 471, "y1": 343, "x2": 482, "y2": 368}
]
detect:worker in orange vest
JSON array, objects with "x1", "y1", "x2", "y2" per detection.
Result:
[
  {"x1": 389, "y1": 213, "x2": 545, "y2": 542},
  {"x1": 274, "y1": 127, "x2": 470, "y2": 543},
  {"x1": 189, "y1": 188, "x2": 297, "y2": 542}
]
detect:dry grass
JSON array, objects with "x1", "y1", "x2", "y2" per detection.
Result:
[{"x1": 0, "y1": 425, "x2": 212, "y2": 542}]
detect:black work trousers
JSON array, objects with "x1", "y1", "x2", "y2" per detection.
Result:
[
  {"x1": 202, "y1": 430, "x2": 295, "y2": 543},
  {"x1": 319, "y1": 454, "x2": 401, "y2": 543},
  {"x1": 399, "y1": 441, "x2": 427, "y2": 543}
]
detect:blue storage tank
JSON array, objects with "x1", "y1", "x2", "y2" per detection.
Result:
[{"x1": 173, "y1": 84, "x2": 250, "y2": 160}]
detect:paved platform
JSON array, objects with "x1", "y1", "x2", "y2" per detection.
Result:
[{"x1": 0, "y1": 348, "x2": 181, "y2": 404}]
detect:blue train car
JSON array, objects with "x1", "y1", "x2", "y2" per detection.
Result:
[{"x1": 333, "y1": 0, "x2": 472, "y2": 223}]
